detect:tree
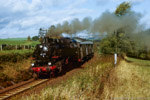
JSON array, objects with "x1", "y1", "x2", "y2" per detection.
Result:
[
  {"x1": 27, "y1": 36, "x2": 31, "y2": 41},
  {"x1": 115, "y1": 2, "x2": 131, "y2": 16},
  {"x1": 32, "y1": 36, "x2": 39, "y2": 41},
  {"x1": 99, "y1": 34, "x2": 134, "y2": 55},
  {"x1": 114, "y1": 2, "x2": 131, "y2": 54},
  {"x1": 100, "y1": 2, "x2": 133, "y2": 55}
]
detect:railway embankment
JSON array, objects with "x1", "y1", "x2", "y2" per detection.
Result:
[
  {"x1": 16, "y1": 55, "x2": 150, "y2": 100},
  {"x1": 0, "y1": 50, "x2": 33, "y2": 89},
  {"x1": 17, "y1": 54, "x2": 117, "y2": 100}
]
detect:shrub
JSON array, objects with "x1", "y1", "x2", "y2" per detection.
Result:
[
  {"x1": 0, "y1": 50, "x2": 33, "y2": 63},
  {"x1": 100, "y1": 34, "x2": 150, "y2": 60}
]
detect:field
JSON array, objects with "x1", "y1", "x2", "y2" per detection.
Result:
[
  {"x1": 0, "y1": 38, "x2": 150, "y2": 99},
  {"x1": 0, "y1": 38, "x2": 39, "y2": 46},
  {"x1": 101, "y1": 57, "x2": 150, "y2": 99},
  {"x1": 0, "y1": 38, "x2": 40, "y2": 88},
  {"x1": 125, "y1": 56, "x2": 150, "y2": 66}
]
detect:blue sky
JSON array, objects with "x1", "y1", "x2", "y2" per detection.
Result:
[{"x1": 0, "y1": 0, "x2": 149, "y2": 38}]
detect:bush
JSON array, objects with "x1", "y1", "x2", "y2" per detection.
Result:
[
  {"x1": 139, "y1": 53, "x2": 147, "y2": 59},
  {"x1": 99, "y1": 34, "x2": 134, "y2": 55},
  {"x1": 0, "y1": 50, "x2": 33, "y2": 63},
  {"x1": 99, "y1": 34, "x2": 150, "y2": 60}
]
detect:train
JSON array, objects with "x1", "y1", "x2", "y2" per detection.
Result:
[{"x1": 30, "y1": 37, "x2": 94, "y2": 78}]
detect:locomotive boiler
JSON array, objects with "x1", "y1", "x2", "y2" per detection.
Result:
[{"x1": 30, "y1": 37, "x2": 94, "y2": 78}]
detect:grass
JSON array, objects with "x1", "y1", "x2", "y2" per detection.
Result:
[
  {"x1": 0, "y1": 58, "x2": 33, "y2": 88},
  {"x1": 0, "y1": 38, "x2": 38, "y2": 88},
  {"x1": 0, "y1": 50, "x2": 33, "y2": 63},
  {"x1": 16, "y1": 54, "x2": 115, "y2": 100},
  {"x1": 0, "y1": 49, "x2": 33, "y2": 88},
  {"x1": 15, "y1": 55, "x2": 150, "y2": 100},
  {"x1": 125, "y1": 56, "x2": 150, "y2": 66},
  {"x1": 0, "y1": 49, "x2": 33, "y2": 55},
  {"x1": 101, "y1": 59, "x2": 150, "y2": 99},
  {"x1": 0, "y1": 38, "x2": 39, "y2": 46}
]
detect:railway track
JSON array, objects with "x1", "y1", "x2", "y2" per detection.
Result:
[{"x1": 0, "y1": 78, "x2": 49, "y2": 100}]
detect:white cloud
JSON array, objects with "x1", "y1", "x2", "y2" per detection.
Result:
[
  {"x1": 0, "y1": 0, "x2": 94, "y2": 38},
  {"x1": 0, "y1": 0, "x2": 149, "y2": 38}
]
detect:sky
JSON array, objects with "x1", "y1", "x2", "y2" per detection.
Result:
[{"x1": 0, "y1": 0, "x2": 149, "y2": 38}]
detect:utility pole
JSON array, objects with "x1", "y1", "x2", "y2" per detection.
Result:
[{"x1": 114, "y1": 30, "x2": 118, "y2": 66}]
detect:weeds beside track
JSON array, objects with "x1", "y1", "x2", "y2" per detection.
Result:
[
  {"x1": 21, "y1": 54, "x2": 116, "y2": 100},
  {"x1": 0, "y1": 79, "x2": 49, "y2": 100}
]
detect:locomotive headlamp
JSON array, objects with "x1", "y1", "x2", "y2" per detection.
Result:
[
  {"x1": 43, "y1": 46, "x2": 48, "y2": 51},
  {"x1": 31, "y1": 63, "x2": 34, "y2": 66},
  {"x1": 40, "y1": 45, "x2": 43, "y2": 48},
  {"x1": 48, "y1": 62, "x2": 51, "y2": 66}
]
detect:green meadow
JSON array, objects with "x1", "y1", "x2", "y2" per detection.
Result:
[{"x1": 0, "y1": 38, "x2": 39, "y2": 46}]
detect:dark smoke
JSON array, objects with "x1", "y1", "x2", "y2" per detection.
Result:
[
  {"x1": 46, "y1": 17, "x2": 92, "y2": 37},
  {"x1": 133, "y1": 29, "x2": 150, "y2": 50},
  {"x1": 46, "y1": 10, "x2": 150, "y2": 49},
  {"x1": 92, "y1": 11, "x2": 141, "y2": 35},
  {"x1": 46, "y1": 11, "x2": 141, "y2": 37}
]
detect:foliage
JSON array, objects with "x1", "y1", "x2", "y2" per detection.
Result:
[
  {"x1": 32, "y1": 36, "x2": 39, "y2": 41},
  {"x1": 100, "y1": 36, "x2": 116, "y2": 54},
  {"x1": 27, "y1": 36, "x2": 31, "y2": 41},
  {"x1": 0, "y1": 58, "x2": 33, "y2": 88},
  {"x1": 0, "y1": 49, "x2": 33, "y2": 88},
  {"x1": 99, "y1": 2, "x2": 150, "y2": 59},
  {"x1": 19, "y1": 54, "x2": 115, "y2": 100},
  {"x1": 99, "y1": 34, "x2": 134, "y2": 55},
  {"x1": 99, "y1": 34, "x2": 150, "y2": 60},
  {"x1": 0, "y1": 50, "x2": 33, "y2": 63},
  {"x1": 115, "y1": 1, "x2": 131, "y2": 16}
]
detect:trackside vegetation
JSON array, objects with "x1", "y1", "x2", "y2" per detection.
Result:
[
  {"x1": 0, "y1": 50, "x2": 33, "y2": 63},
  {"x1": 0, "y1": 50, "x2": 34, "y2": 88},
  {"x1": 101, "y1": 60, "x2": 150, "y2": 99},
  {"x1": 18, "y1": 55, "x2": 150, "y2": 100},
  {"x1": 0, "y1": 38, "x2": 40, "y2": 88},
  {"x1": 18, "y1": 54, "x2": 117, "y2": 100}
]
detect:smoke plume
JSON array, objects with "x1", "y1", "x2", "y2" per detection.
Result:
[
  {"x1": 46, "y1": 11, "x2": 142, "y2": 37},
  {"x1": 46, "y1": 10, "x2": 150, "y2": 50}
]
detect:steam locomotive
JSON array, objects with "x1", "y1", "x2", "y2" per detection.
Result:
[{"x1": 30, "y1": 37, "x2": 94, "y2": 78}]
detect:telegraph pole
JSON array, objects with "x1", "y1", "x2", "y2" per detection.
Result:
[{"x1": 114, "y1": 30, "x2": 118, "y2": 66}]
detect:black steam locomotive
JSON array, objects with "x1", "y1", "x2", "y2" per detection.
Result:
[{"x1": 30, "y1": 37, "x2": 94, "y2": 77}]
